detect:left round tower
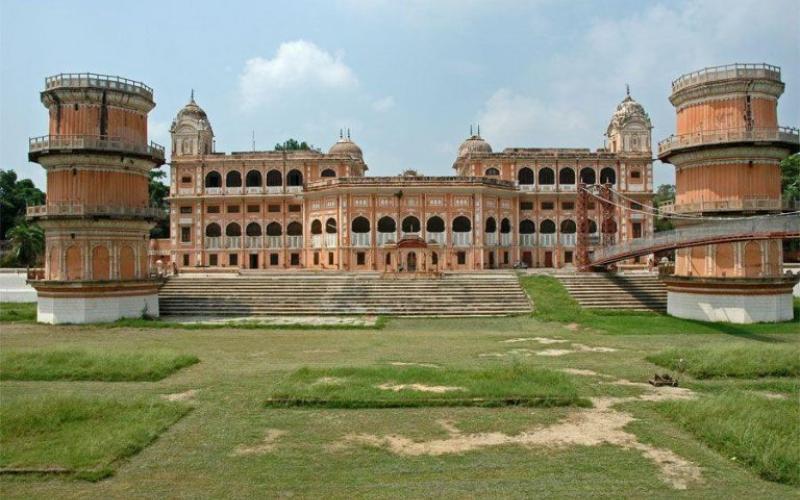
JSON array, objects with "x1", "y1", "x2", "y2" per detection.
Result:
[{"x1": 27, "y1": 73, "x2": 165, "y2": 324}]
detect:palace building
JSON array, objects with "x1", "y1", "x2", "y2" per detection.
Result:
[{"x1": 159, "y1": 91, "x2": 656, "y2": 272}]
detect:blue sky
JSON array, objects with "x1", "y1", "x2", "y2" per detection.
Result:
[{"x1": 2, "y1": 0, "x2": 798, "y2": 190}]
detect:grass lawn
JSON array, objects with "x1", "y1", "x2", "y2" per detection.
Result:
[
  {"x1": 266, "y1": 365, "x2": 589, "y2": 408},
  {"x1": 0, "y1": 350, "x2": 199, "y2": 382},
  {"x1": 520, "y1": 274, "x2": 800, "y2": 335},
  {"x1": 647, "y1": 344, "x2": 800, "y2": 378},
  {"x1": 657, "y1": 390, "x2": 800, "y2": 486},
  {"x1": 1, "y1": 280, "x2": 799, "y2": 497},
  {"x1": 0, "y1": 302, "x2": 35, "y2": 323},
  {"x1": 0, "y1": 394, "x2": 190, "y2": 480}
]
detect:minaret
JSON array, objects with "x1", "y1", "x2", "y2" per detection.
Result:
[
  {"x1": 658, "y1": 63, "x2": 799, "y2": 323},
  {"x1": 27, "y1": 73, "x2": 165, "y2": 323}
]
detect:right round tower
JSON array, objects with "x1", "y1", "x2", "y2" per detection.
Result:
[{"x1": 658, "y1": 63, "x2": 799, "y2": 323}]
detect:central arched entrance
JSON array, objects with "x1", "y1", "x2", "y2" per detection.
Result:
[{"x1": 407, "y1": 251, "x2": 417, "y2": 272}]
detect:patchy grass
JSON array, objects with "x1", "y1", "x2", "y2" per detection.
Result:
[
  {"x1": 657, "y1": 390, "x2": 800, "y2": 486},
  {"x1": 110, "y1": 315, "x2": 387, "y2": 330},
  {"x1": 0, "y1": 302, "x2": 36, "y2": 323},
  {"x1": 0, "y1": 394, "x2": 190, "y2": 480},
  {"x1": 647, "y1": 345, "x2": 800, "y2": 379},
  {"x1": 0, "y1": 350, "x2": 199, "y2": 382},
  {"x1": 520, "y1": 274, "x2": 800, "y2": 335},
  {"x1": 265, "y1": 364, "x2": 589, "y2": 408}
]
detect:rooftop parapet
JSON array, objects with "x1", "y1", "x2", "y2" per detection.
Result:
[
  {"x1": 307, "y1": 176, "x2": 517, "y2": 190},
  {"x1": 671, "y1": 63, "x2": 781, "y2": 93},
  {"x1": 28, "y1": 134, "x2": 165, "y2": 163},
  {"x1": 44, "y1": 73, "x2": 154, "y2": 100}
]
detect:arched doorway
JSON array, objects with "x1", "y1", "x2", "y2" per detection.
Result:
[{"x1": 407, "y1": 251, "x2": 417, "y2": 272}]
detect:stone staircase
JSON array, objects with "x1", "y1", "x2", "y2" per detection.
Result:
[
  {"x1": 158, "y1": 272, "x2": 532, "y2": 317},
  {"x1": 555, "y1": 273, "x2": 667, "y2": 312}
]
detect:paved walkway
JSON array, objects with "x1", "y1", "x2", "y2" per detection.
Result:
[
  {"x1": 159, "y1": 315, "x2": 380, "y2": 327},
  {"x1": 0, "y1": 269, "x2": 36, "y2": 303}
]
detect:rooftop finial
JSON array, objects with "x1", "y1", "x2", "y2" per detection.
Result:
[
  {"x1": 190, "y1": 88, "x2": 195, "y2": 102},
  {"x1": 626, "y1": 83, "x2": 630, "y2": 97},
  {"x1": 470, "y1": 124, "x2": 473, "y2": 136},
  {"x1": 339, "y1": 128, "x2": 343, "y2": 139},
  {"x1": 477, "y1": 124, "x2": 481, "y2": 136},
  {"x1": 347, "y1": 128, "x2": 351, "y2": 139}
]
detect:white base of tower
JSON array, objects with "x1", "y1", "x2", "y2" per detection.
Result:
[
  {"x1": 37, "y1": 293, "x2": 159, "y2": 324},
  {"x1": 667, "y1": 290, "x2": 795, "y2": 324}
]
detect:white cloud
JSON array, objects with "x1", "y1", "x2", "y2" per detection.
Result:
[
  {"x1": 477, "y1": 88, "x2": 592, "y2": 150},
  {"x1": 239, "y1": 40, "x2": 358, "y2": 109},
  {"x1": 371, "y1": 96, "x2": 395, "y2": 112}
]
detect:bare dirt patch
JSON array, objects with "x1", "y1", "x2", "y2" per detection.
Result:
[
  {"x1": 231, "y1": 429, "x2": 287, "y2": 456},
  {"x1": 559, "y1": 368, "x2": 613, "y2": 378},
  {"x1": 312, "y1": 377, "x2": 346, "y2": 386},
  {"x1": 537, "y1": 344, "x2": 618, "y2": 357},
  {"x1": 340, "y1": 381, "x2": 701, "y2": 490},
  {"x1": 565, "y1": 323, "x2": 580, "y2": 331},
  {"x1": 501, "y1": 337, "x2": 569, "y2": 345},
  {"x1": 376, "y1": 383, "x2": 466, "y2": 394},
  {"x1": 388, "y1": 362, "x2": 441, "y2": 368},
  {"x1": 753, "y1": 391, "x2": 788, "y2": 400},
  {"x1": 161, "y1": 389, "x2": 199, "y2": 402}
]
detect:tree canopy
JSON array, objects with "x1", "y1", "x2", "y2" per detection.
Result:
[
  {"x1": 652, "y1": 184, "x2": 676, "y2": 232},
  {"x1": 0, "y1": 169, "x2": 45, "y2": 240},
  {"x1": 781, "y1": 154, "x2": 799, "y2": 203},
  {"x1": 274, "y1": 139, "x2": 314, "y2": 151},
  {"x1": 149, "y1": 168, "x2": 170, "y2": 238}
]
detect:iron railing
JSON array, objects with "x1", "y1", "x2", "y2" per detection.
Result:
[
  {"x1": 27, "y1": 203, "x2": 164, "y2": 218},
  {"x1": 29, "y1": 134, "x2": 165, "y2": 160},
  {"x1": 45, "y1": 73, "x2": 153, "y2": 99},
  {"x1": 659, "y1": 197, "x2": 796, "y2": 214},
  {"x1": 658, "y1": 127, "x2": 799, "y2": 155},
  {"x1": 671, "y1": 63, "x2": 781, "y2": 92}
]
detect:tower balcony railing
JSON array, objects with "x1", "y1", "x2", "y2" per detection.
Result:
[
  {"x1": 671, "y1": 63, "x2": 782, "y2": 93},
  {"x1": 45, "y1": 73, "x2": 154, "y2": 99},
  {"x1": 29, "y1": 135, "x2": 165, "y2": 161},
  {"x1": 658, "y1": 127, "x2": 799, "y2": 156},
  {"x1": 27, "y1": 203, "x2": 164, "y2": 219},
  {"x1": 659, "y1": 197, "x2": 792, "y2": 214}
]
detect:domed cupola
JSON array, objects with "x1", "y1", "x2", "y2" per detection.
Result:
[
  {"x1": 457, "y1": 126, "x2": 492, "y2": 157},
  {"x1": 606, "y1": 86, "x2": 652, "y2": 154},
  {"x1": 328, "y1": 129, "x2": 363, "y2": 158},
  {"x1": 170, "y1": 90, "x2": 214, "y2": 157}
]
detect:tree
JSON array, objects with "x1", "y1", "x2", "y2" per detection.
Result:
[
  {"x1": 274, "y1": 139, "x2": 314, "y2": 151},
  {"x1": 0, "y1": 169, "x2": 45, "y2": 240},
  {"x1": 6, "y1": 221, "x2": 44, "y2": 267},
  {"x1": 652, "y1": 184, "x2": 676, "y2": 232},
  {"x1": 781, "y1": 154, "x2": 800, "y2": 203},
  {"x1": 149, "y1": 168, "x2": 170, "y2": 238}
]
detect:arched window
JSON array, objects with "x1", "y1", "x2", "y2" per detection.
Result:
[
  {"x1": 321, "y1": 168, "x2": 336, "y2": 178},
  {"x1": 377, "y1": 216, "x2": 396, "y2": 233},
  {"x1": 311, "y1": 220, "x2": 323, "y2": 235},
  {"x1": 205, "y1": 223, "x2": 221, "y2": 237},
  {"x1": 246, "y1": 222, "x2": 262, "y2": 236},
  {"x1": 205, "y1": 171, "x2": 222, "y2": 188},
  {"x1": 485, "y1": 167, "x2": 500, "y2": 176},
  {"x1": 540, "y1": 219, "x2": 556, "y2": 234},
  {"x1": 245, "y1": 170, "x2": 262, "y2": 187},
  {"x1": 600, "y1": 167, "x2": 616, "y2": 185},
  {"x1": 580, "y1": 167, "x2": 596, "y2": 184},
  {"x1": 538, "y1": 168, "x2": 555, "y2": 185},
  {"x1": 518, "y1": 167, "x2": 534, "y2": 185},
  {"x1": 500, "y1": 218, "x2": 511, "y2": 234},
  {"x1": 602, "y1": 219, "x2": 618, "y2": 233},
  {"x1": 426, "y1": 216, "x2": 445, "y2": 233},
  {"x1": 266, "y1": 222, "x2": 282, "y2": 236},
  {"x1": 226, "y1": 171, "x2": 242, "y2": 187},
  {"x1": 402, "y1": 216, "x2": 421, "y2": 233},
  {"x1": 287, "y1": 169, "x2": 303, "y2": 186},
  {"x1": 352, "y1": 217, "x2": 370, "y2": 233},
  {"x1": 519, "y1": 219, "x2": 535, "y2": 234},
  {"x1": 559, "y1": 168, "x2": 575, "y2": 185},
  {"x1": 452, "y1": 216, "x2": 471, "y2": 232},
  {"x1": 485, "y1": 217, "x2": 497, "y2": 233},
  {"x1": 266, "y1": 169, "x2": 282, "y2": 187},
  {"x1": 560, "y1": 220, "x2": 577, "y2": 234},
  {"x1": 325, "y1": 218, "x2": 337, "y2": 234},
  {"x1": 586, "y1": 219, "x2": 598, "y2": 233},
  {"x1": 287, "y1": 221, "x2": 302, "y2": 236},
  {"x1": 225, "y1": 222, "x2": 242, "y2": 237}
]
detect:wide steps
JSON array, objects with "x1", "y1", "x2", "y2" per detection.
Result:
[
  {"x1": 159, "y1": 272, "x2": 532, "y2": 317},
  {"x1": 555, "y1": 273, "x2": 667, "y2": 312}
]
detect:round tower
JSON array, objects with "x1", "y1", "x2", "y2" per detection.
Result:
[
  {"x1": 658, "y1": 63, "x2": 799, "y2": 323},
  {"x1": 27, "y1": 73, "x2": 166, "y2": 324}
]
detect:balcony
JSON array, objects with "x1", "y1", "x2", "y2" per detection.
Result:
[
  {"x1": 452, "y1": 232, "x2": 472, "y2": 247},
  {"x1": 226, "y1": 187, "x2": 243, "y2": 195},
  {"x1": 45, "y1": 73, "x2": 154, "y2": 99},
  {"x1": 205, "y1": 237, "x2": 222, "y2": 249},
  {"x1": 205, "y1": 187, "x2": 223, "y2": 195},
  {"x1": 312, "y1": 235, "x2": 323, "y2": 248},
  {"x1": 286, "y1": 186, "x2": 303, "y2": 194},
  {"x1": 377, "y1": 232, "x2": 395, "y2": 246},
  {"x1": 26, "y1": 203, "x2": 164, "y2": 219},
  {"x1": 560, "y1": 234, "x2": 577, "y2": 247},
  {"x1": 225, "y1": 236, "x2": 241, "y2": 249},
  {"x1": 659, "y1": 197, "x2": 789, "y2": 214},
  {"x1": 29, "y1": 135, "x2": 165, "y2": 162},
  {"x1": 671, "y1": 63, "x2": 781, "y2": 93},
  {"x1": 484, "y1": 233, "x2": 497, "y2": 246},
  {"x1": 401, "y1": 231, "x2": 421, "y2": 240},
  {"x1": 352, "y1": 233, "x2": 371, "y2": 247},
  {"x1": 266, "y1": 186, "x2": 284, "y2": 195},
  {"x1": 658, "y1": 127, "x2": 799, "y2": 157},
  {"x1": 324, "y1": 234, "x2": 337, "y2": 247},
  {"x1": 539, "y1": 185, "x2": 556, "y2": 192},
  {"x1": 427, "y1": 232, "x2": 446, "y2": 245},
  {"x1": 245, "y1": 236, "x2": 262, "y2": 248},
  {"x1": 287, "y1": 235, "x2": 303, "y2": 248},
  {"x1": 500, "y1": 233, "x2": 512, "y2": 247},
  {"x1": 539, "y1": 234, "x2": 556, "y2": 247},
  {"x1": 519, "y1": 234, "x2": 536, "y2": 247},
  {"x1": 560, "y1": 184, "x2": 577, "y2": 192},
  {"x1": 518, "y1": 184, "x2": 536, "y2": 192},
  {"x1": 245, "y1": 187, "x2": 263, "y2": 195},
  {"x1": 267, "y1": 236, "x2": 282, "y2": 248}
]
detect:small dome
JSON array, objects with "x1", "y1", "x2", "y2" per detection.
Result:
[
  {"x1": 608, "y1": 91, "x2": 651, "y2": 132},
  {"x1": 458, "y1": 133, "x2": 492, "y2": 157},
  {"x1": 328, "y1": 132, "x2": 363, "y2": 157},
  {"x1": 171, "y1": 91, "x2": 213, "y2": 134}
]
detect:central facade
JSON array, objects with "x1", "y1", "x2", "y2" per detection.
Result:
[{"x1": 162, "y1": 93, "x2": 655, "y2": 271}]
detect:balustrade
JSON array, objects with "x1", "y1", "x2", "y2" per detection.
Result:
[
  {"x1": 287, "y1": 235, "x2": 303, "y2": 248},
  {"x1": 352, "y1": 233, "x2": 371, "y2": 247},
  {"x1": 519, "y1": 234, "x2": 536, "y2": 247},
  {"x1": 539, "y1": 234, "x2": 556, "y2": 247},
  {"x1": 500, "y1": 234, "x2": 512, "y2": 247},
  {"x1": 426, "y1": 232, "x2": 446, "y2": 245},
  {"x1": 452, "y1": 232, "x2": 472, "y2": 247}
]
